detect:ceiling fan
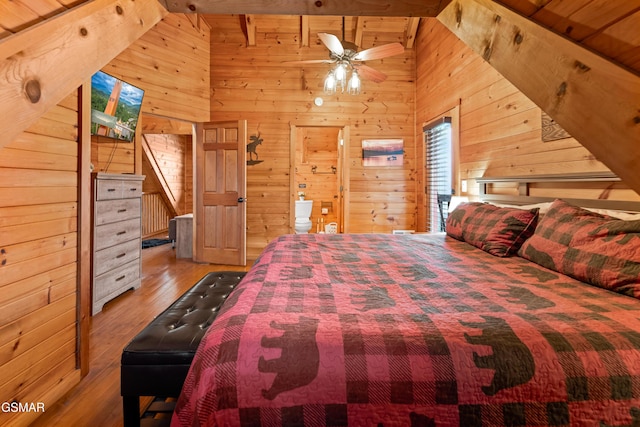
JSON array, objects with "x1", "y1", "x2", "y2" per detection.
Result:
[{"x1": 284, "y1": 20, "x2": 405, "y2": 85}]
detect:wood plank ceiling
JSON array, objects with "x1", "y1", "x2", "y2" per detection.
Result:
[{"x1": 2, "y1": 1, "x2": 638, "y2": 76}]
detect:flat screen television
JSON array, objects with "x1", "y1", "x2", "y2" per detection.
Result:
[{"x1": 90, "y1": 70, "x2": 144, "y2": 142}]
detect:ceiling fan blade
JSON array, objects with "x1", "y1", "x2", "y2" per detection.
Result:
[
  {"x1": 353, "y1": 64, "x2": 387, "y2": 83},
  {"x1": 353, "y1": 42, "x2": 404, "y2": 61},
  {"x1": 282, "y1": 59, "x2": 334, "y2": 64},
  {"x1": 318, "y1": 33, "x2": 344, "y2": 57}
]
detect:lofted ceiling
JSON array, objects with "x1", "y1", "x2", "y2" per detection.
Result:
[{"x1": 1, "y1": 0, "x2": 638, "y2": 76}]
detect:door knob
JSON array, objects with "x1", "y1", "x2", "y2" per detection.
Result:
[{"x1": 238, "y1": 197, "x2": 246, "y2": 203}]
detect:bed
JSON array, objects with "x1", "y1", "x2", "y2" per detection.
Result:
[{"x1": 172, "y1": 177, "x2": 640, "y2": 427}]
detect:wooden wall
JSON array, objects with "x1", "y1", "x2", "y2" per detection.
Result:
[
  {"x1": 91, "y1": 135, "x2": 137, "y2": 174},
  {"x1": 0, "y1": 14, "x2": 209, "y2": 426},
  {"x1": 205, "y1": 15, "x2": 417, "y2": 259},
  {"x1": 0, "y1": 92, "x2": 81, "y2": 426},
  {"x1": 104, "y1": 14, "x2": 211, "y2": 125},
  {"x1": 143, "y1": 133, "x2": 193, "y2": 216},
  {"x1": 92, "y1": 13, "x2": 210, "y2": 174},
  {"x1": 414, "y1": 18, "x2": 636, "y2": 229}
]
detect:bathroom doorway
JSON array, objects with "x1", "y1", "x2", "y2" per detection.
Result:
[{"x1": 289, "y1": 124, "x2": 350, "y2": 233}]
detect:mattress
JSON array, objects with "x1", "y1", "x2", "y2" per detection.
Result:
[{"x1": 172, "y1": 233, "x2": 640, "y2": 426}]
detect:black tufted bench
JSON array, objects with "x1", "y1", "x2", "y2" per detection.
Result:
[{"x1": 121, "y1": 271, "x2": 246, "y2": 427}]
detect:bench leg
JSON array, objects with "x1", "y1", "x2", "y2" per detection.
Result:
[{"x1": 123, "y1": 395, "x2": 141, "y2": 427}]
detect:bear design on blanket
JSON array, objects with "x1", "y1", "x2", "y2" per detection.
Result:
[
  {"x1": 258, "y1": 316, "x2": 320, "y2": 400},
  {"x1": 460, "y1": 315, "x2": 535, "y2": 396}
]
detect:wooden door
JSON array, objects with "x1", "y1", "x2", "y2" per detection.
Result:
[{"x1": 194, "y1": 120, "x2": 247, "y2": 265}]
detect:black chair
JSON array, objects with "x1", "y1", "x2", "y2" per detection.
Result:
[{"x1": 437, "y1": 193, "x2": 452, "y2": 232}]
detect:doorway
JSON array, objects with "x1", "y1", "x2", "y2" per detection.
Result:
[{"x1": 290, "y1": 125, "x2": 350, "y2": 233}]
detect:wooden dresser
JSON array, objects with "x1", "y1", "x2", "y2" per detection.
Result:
[{"x1": 91, "y1": 173, "x2": 145, "y2": 314}]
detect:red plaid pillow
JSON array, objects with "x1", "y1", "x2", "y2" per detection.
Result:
[
  {"x1": 446, "y1": 202, "x2": 539, "y2": 257},
  {"x1": 518, "y1": 199, "x2": 640, "y2": 298},
  {"x1": 445, "y1": 202, "x2": 485, "y2": 240}
]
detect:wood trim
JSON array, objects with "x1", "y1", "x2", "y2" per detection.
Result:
[
  {"x1": 77, "y1": 82, "x2": 92, "y2": 376},
  {"x1": 450, "y1": 105, "x2": 461, "y2": 196},
  {"x1": 354, "y1": 17, "x2": 364, "y2": 48},
  {"x1": 476, "y1": 172, "x2": 620, "y2": 184},
  {"x1": 342, "y1": 126, "x2": 351, "y2": 233},
  {"x1": 406, "y1": 17, "x2": 420, "y2": 49},
  {"x1": 289, "y1": 124, "x2": 297, "y2": 233},
  {"x1": 477, "y1": 172, "x2": 640, "y2": 212},
  {"x1": 0, "y1": 0, "x2": 168, "y2": 150},
  {"x1": 159, "y1": 0, "x2": 450, "y2": 16},
  {"x1": 244, "y1": 14, "x2": 256, "y2": 46},
  {"x1": 301, "y1": 16, "x2": 310, "y2": 47},
  {"x1": 437, "y1": 0, "x2": 640, "y2": 195},
  {"x1": 141, "y1": 114, "x2": 194, "y2": 135}
]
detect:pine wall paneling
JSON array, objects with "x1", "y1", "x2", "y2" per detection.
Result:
[
  {"x1": 0, "y1": 14, "x2": 210, "y2": 426},
  {"x1": 103, "y1": 13, "x2": 211, "y2": 125},
  {"x1": 414, "y1": 19, "x2": 634, "y2": 230},
  {"x1": 143, "y1": 133, "x2": 192, "y2": 216},
  {"x1": 206, "y1": 15, "x2": 417, "y2": 259},
  {"x1": 0, "y1": 92, "x2": 81, "y2": 427},
  {"x1": 91, "y1": 135, "x2": 137, "y2": 174},
  {"x1": 92, "y1": 13, "x2": 208, "y2": 238}
]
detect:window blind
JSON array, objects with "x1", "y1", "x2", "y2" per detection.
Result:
[{"x1": 424, "y1": 118, "x2": 452, "y2": 232}]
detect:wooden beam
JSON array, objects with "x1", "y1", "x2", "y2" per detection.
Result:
[
  {"x1": 438, "y1": 0, "x2": 640, "y2": 194},
  {"x1": 244, "y1": 14, "x2": 256, "y2": 46},
  {"x1": 301, "y1": 15, "x2": 309, "y2": 47},
  {"x1": 0, "y1": 0, "x2": 168, "y2": 150},
  {"x1": 354, "y1": 17, "x2": 364, "y2": 48},
  {"x1": 406, "y1": 17, "x2": 420, "y2": 49},
  {"x1": 141, "y1": 114, "x2": 194, "y2": 135},
  {"x1": 159, "y1": 0, "x2": 450, "y2": 16}
]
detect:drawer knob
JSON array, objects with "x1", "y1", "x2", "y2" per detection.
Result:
[
  {"x1": 116, "y1": 253, "x2": 126, "y2": 259},
  {"x1": 107, "y1": 188, "x2": 116, "y2": 192},
  {"x1": 117, "y1": 231, "x2": 127, "y2": 236},
  {"x1": 115, "y1": 275, "x2": 126, "y2": 282},
  {"x1": 118, "y1": 209, "x2": 127, "y2": 213}
]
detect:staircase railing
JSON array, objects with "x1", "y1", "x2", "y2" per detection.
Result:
[{"x1": 142, "y1": 192, "x2": 171, "y2": 238}]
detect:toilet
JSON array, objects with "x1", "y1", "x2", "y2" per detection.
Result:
[{"x1": 294, "y1": 200, "x2": 313, "y2": 234}]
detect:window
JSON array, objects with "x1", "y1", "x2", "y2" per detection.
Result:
[{"x1": 424, "y1": 117, "x2": 453, "y2": 232}]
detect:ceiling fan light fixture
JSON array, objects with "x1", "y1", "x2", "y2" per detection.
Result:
[
  {"x1": 286, "y1": 29, "x2": 404, "y2": 96},
  {"x1": 324, "y1": 71, "x2": 337, "y2": 94},
  {"x1": 347, "y1": 70, "x2": 361, "y2": 95},
  {"x1": 334, "y1": 62, "x2": 347, "y2": 83}
]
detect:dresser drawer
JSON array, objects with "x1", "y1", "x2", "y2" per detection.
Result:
[
  {"x1": 95, "y1": 218, "x2": 141, "y2": 251},
  {"x1": 96, "y1": 179, "x2": 143, "y2": 200},
  {"x1": 94, "y1": 239, "x2": 141, "y2": 277},
  {"x1": 96, "y1": 179, "x2": 125, "y2": 200},
  {"x1": 95, "y1": 198, "x2": 140, "y2": 225},
  {"x1": 93, "y1": 259, "x2": 140, "y2": 302},
  {"x1": 121, "y1": 179, "x2": 143, "y2": 199}
]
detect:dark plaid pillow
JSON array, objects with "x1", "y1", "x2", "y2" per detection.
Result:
[
  {"x1": 445, "y1": 202, "x2": 485, "y2": 240},
  {"x1": 446, "y1": 202, "x2": 539, "y2": 257},
  {"x1": 518, "y1": 199, "x2": 640, "y2": 298}
]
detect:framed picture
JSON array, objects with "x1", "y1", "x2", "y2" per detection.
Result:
[{"x1": 362, "y1": 139, "x2": 404, "y2": 167}]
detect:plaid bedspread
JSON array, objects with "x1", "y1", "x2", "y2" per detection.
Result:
[{"x1": 172, "y1": 234, "x2": 640, "y2": 427}]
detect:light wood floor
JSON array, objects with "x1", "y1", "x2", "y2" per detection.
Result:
[{"x1": 31, "y1": 242, "x2": 251, "y2": 427}]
